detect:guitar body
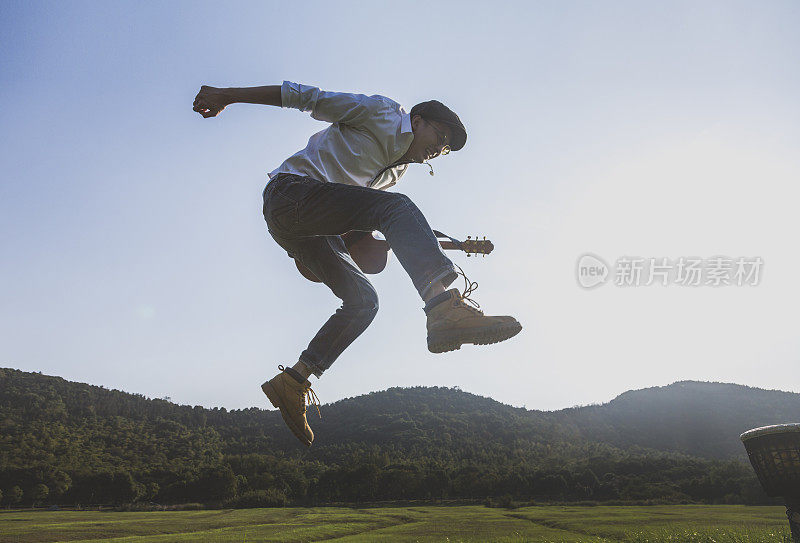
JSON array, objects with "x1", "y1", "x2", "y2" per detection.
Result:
[
  {"x1": 294, "y1": 230, "x2": 493, "y2": 283},
  {"x1": 295, "y1": 232, "x2": 390, "y2": 283},
  {"x1": 345, "y1": 231, "x2": 390, "y2": 274}
]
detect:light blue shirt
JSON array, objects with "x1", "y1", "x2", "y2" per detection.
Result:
[{"x1": 268, "y1": 81, "x2": 414, "y2": 191}]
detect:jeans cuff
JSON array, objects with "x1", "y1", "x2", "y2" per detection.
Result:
[
  {"x1": 299, "y1": 355, "x2": 325, "y2": 379},
  {"x1": 418, "y1": 265, "x2": 458, "y2": 299}
]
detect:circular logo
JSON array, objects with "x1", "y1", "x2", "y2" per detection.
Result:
[{"x1": 576, "y1": 254, "x2": 609, "y2": 289}]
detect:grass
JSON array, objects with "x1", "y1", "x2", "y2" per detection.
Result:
[{"x1": 0, "y1": 504, "x2": 792, "y2": 542}]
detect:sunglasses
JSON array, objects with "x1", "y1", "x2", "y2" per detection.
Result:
[{"x1": 426, "y1": 119, "x2": 451, "y2": 156}]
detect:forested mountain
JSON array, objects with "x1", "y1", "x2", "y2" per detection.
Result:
[
  {"x1": 552, "y1": 380, "x2": 800, "y2": 460},
  {"x1": 1, "y1": 368, "x2": 793, "y2": 508}
]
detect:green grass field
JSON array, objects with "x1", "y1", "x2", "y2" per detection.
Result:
[{"x1": 0, "y1": 505, "x2": 792, "y2": 543}]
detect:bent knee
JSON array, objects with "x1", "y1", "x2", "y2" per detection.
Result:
[
  {"x1": 381, "y1": 191, "x2": 418, "y2": 220},
  {"x1": 360, "y1": 291, "x2": 379, "y2": 318},
  {"x1": 390, "y1": 192, "x2": 413, "y2": 206},
  {"x1": 343, "y1": 289, "x2": 379, "y2": 319}
]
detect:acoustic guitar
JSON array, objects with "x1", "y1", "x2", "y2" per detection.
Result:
[{"x1": 295, "y1": 230, "x2": 494, "y2": 283}]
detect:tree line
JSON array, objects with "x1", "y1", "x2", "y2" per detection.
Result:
[{"x1": 0, "y1": 368, "x2": 775, "y2": 508}]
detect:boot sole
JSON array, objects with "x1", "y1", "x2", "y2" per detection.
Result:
[
  {"x1": 427, "y1": 322, "x2": 523, "y2": 353},
  {"x1": 261, "y1": 382, "x2": 312, "y2": 447}
]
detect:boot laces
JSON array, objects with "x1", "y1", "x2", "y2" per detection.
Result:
[
  {"x1": 277, "y1": 364, "x2": 322, "y2": 419},
  {"x1": 455, "y1": 264, "x2": 482, "y2": 313},
  {"x1": 303, "y1": 385, "x2": 322, "y2": 419}
]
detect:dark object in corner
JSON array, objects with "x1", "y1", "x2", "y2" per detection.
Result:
[{"x1": 741, "y1": 424, "x2": 800, "y2": 542}]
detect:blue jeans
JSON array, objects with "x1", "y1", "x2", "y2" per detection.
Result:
[{"x1": 263, "y1": 173, "x2": 457, "y2": 377}]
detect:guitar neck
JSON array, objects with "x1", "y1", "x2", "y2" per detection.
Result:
[
  {"x1": 366, "y1": 238, "x2": 460, "y2": 251},
  {"x1": 350, "y1": 231, "x2": 492, "y2": 256}
]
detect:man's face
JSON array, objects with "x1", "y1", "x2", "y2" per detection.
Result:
[{"x1": 408, "y1": 115, "x2": 453, "y2": 163}]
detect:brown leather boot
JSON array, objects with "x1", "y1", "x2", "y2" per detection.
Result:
[
  {"x1": 261, "y1": 365, "x2": 321, "y2": 447},
  {"x1": 426, "y1": 289, "x2": 522, "y2": 353}
]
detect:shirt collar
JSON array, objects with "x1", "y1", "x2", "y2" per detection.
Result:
[
  {"x1": 388, "y1": 111, "x2": 415, "y2": 168},
  {"x1": 400, "y1": 111, "x2": 412, "y2": 134}
]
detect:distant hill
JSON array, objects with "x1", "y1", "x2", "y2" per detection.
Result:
[
  {"x1": 1, "y1": 368, "x2": 788, "y2": 507},
  {"x1": 550, "y1": 380, "x2": 800, "y2": 460},
  {"x1": 304, "y1": 380, "x2": 800, "y2": 461}
]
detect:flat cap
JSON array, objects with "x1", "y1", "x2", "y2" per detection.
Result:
[{"x1": 410, "y1": 100, "x2": 467, "y2": 152}]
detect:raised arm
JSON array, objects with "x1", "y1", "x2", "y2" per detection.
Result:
[
  {"x1": 192, "y1": 85, "x2": 281, "y2": 118},
  {"x1": 193, "y1": 82, "x2": 382, "y2": 126}
]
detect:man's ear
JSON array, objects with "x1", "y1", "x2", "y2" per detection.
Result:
[{"x1": 411, "y1": 114, "x2": 423, "y2": 132}]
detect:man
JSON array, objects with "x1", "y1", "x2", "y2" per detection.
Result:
[{"x1": 193, "y1": 82, "x2": 522, "y2": 447}]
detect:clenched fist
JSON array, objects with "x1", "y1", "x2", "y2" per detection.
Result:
[{"x1": 193, "y1": 86, "x2": 231, "y2": 118}]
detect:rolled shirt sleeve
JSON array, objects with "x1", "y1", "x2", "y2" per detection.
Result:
[{"x1": 281, "y1": 81, "x2": 381, "y2": 127}]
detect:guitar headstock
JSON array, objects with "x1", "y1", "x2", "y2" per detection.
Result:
[{"x1": 462, "y1": 236, "x2": 494, "y2": 257}]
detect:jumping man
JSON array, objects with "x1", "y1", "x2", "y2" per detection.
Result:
[{"x1": 192, "y1": 82, "x2": 522, "y2": 446}]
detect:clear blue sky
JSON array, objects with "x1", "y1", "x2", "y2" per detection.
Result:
[{"x1": 2, "y1": 0, "x2": 798, "y2": 411}]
